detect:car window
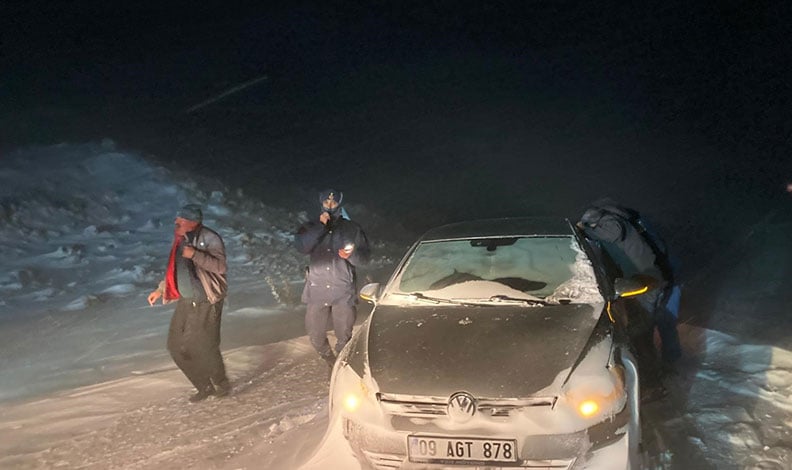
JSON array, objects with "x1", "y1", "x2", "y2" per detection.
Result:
[{"x1": 390, "y1": 235, "x2": 603, "y2": 303}]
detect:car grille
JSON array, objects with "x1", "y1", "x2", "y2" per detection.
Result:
[{"x1": 379, "y1": 393, "x2": 557, "y2": 421}]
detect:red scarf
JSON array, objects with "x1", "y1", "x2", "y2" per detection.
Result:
[{"x1": 164, "y1": 235, "x2": 182, "y2": 301}]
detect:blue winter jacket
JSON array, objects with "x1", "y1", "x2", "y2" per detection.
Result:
[{"x1": 295, "y1": 213, "x2": 370, "y2": 306}]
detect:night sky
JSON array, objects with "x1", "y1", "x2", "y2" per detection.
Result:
[{"x1": 2, "y1": 1, "x2": 791, "y2": 258}]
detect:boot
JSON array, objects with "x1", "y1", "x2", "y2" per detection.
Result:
[
  {"x1": 189, "y1": 385, "x2": 215, "y2": 403},
  {"x1": 321, "y1": 352, "x2": 336, "y2": 380},
  {"x1": 321, "y1": 352, "x2": 337, "y2": 368},
  {"x1": 214, "y1": 379, "x2": 232, "y2": 398}
]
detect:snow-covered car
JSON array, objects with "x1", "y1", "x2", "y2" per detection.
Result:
[{"x1": 329, "y1": 217, "x2": 644, "y2": 469}]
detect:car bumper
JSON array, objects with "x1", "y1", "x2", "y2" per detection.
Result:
[{"x1": 342, "y1": 402, "x2": 633, "y2": 470}]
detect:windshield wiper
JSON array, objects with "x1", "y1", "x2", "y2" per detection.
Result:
[
  {"x1": 457, "y1": 295, "x2": 549, "y2": 306},
  {"x1": 395, "y1": 292, "x2": 470, "y2": 305}
]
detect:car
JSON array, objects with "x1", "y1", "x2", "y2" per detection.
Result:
[{"x1": 329, "y1": 217, "x2": 645, "y2": 469}]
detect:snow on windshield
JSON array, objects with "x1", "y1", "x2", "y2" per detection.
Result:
[
  {"x1": 393, "y1": 236, "x2": 603, "y2": 303},
  {"x1": 545, "y1": 241, "x2": 604, "y2": 305}
]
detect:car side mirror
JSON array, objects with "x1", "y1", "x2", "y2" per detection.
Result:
[
  {"x1": 613, "y1": 277, "x2": 649, "y2": 299},
  {"x1": 359, "y1": 283, "x2": 381, "y2": 304}
]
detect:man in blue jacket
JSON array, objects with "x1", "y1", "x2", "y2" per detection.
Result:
[
  {"x1": 578, "y1": 199, "x2": 682, "y2": 401},
  {"x1": 295, "y1": 189, "x2": 370, "y2": 371}
]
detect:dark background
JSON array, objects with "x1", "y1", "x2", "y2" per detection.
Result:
[{"x1": 2, "y1": 1, "x2": 791, "y2": 279}]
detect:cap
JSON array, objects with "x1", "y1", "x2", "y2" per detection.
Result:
[{"x1": 176, "y1": 204, "x2": 203, "y2": 223}]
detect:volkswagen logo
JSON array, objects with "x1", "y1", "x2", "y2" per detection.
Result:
[{"x1": 447, "y1": 391, "x2": 477, "y2": 423}]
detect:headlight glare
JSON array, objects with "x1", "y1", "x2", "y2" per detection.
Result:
[
  {"x1": 343, "y1": 378, "x2": 371, "y2": 412},
  {"x1": 578, "y1": 399, "x2": 600, "y2": 417},
  {"x1": 333, "y1": 364, "x2": 381, "y2": 421},
  {"x1": 565, "y1": 366, "x2": 626, "y2": 421},
  {"x1": 344, "y1": 393, "x2": 361, "y2": 412}
]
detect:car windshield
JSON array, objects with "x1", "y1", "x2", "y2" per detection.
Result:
[{"x1": 389, "y1": 235, "x2": 603, "y2": 304}]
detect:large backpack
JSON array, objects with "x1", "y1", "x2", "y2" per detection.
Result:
[{"x1": 589, "y1": 200, "x2": 676, "y2": 285}]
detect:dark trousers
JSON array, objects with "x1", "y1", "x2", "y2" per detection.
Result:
[
  {"x1": 305, "y1": 303, "x2": 356, "y2": 357},
  {"x1": 625, "y1": 295, "x2": 664, "y2": 389},
  {"x1": 167, "y1": 299, "x2": 228, "y2": 392},
  {"x1": 655, "y1": 307, "x2": 682, "y2": 363}
]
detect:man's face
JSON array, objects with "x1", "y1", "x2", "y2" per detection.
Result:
[
  {"x1": 322, "y1": 199, "x2": 339, "y2": 212},
  {"x1": 174, "y1": 217, "x2": 199, "y2": 236}
]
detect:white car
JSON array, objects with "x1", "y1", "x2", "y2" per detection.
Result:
[{"x1": 329, "y1": 217, "x2": 645, "y2": 469}]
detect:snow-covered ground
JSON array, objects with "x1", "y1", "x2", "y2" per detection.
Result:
[{"x1": 0, "y1": 143, "x2": 790, "y2": 469}]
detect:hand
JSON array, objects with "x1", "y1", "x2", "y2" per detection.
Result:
[
  {"x1": 319, "y1": 212, "x2": 331, "y2": 225},
  {"x1": 338, "y1": 248, "x2": 352, "y2": 259},
  {"x1": 148, "y1": 290, "x2": 162, "y2": 306},
  {"x1": 182, "y1": 245, "x2": 195, "y2": 259}
]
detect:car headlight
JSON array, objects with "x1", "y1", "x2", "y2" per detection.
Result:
[
  {"x1": 565, "y1": 364, "x2": 626, "y2": 421},
  {"x1": 341, "y1": 376, "x2": 370, "y2": 413},
  {"x1": 331, "y1": 362, "x2": 383, "y2": 422},
  {"x1": 559, "y1": 337, "x2": 627, "y2": 423},
  {"x1": 578, "y1": 399, "x2": 600, "y2": 418}
]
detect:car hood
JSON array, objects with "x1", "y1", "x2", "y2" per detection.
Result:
[{"x1": 366, "y1": 303, "x2": 603, "y2": 398}]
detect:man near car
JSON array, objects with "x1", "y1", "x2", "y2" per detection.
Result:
[
  {"x1": 147, "y1": 204, "x2": 231, "y2": 402},
  {"x1": 577, "y1": 198, "x2": 681, "y2": 400},
  {"x1": 295, "y1": 189, "x2": 370, "y2": 372}
]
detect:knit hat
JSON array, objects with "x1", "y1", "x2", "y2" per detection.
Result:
[
  {"x1": 176, "y1": 204, "x2": 203, "y2": 222},
  {"x1": 318, "y1": 189, "x2": 343, "y2": 206}
]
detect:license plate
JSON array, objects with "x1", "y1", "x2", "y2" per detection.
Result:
[{"x1": 408, "y1": 435, "x2": 518, "y2": 464}]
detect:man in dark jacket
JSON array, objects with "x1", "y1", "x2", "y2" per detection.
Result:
[
  {"x1": 578, "y1": 199, "x2": 682, "y2": 400},
  {"x1": 295, "y1": 189, "x2": 370, "y2": 371},
  {"x1": 147, "y1": 204, "x2": 231, "y2": 402}
]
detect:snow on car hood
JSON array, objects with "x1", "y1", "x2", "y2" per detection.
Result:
[{"x1": 365, "y1": 302, "x2": 605, "y2": 399}]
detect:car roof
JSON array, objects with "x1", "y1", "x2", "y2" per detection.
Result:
[{"x1": 419, "y1": 217, "x2": 576, "y2": 242}]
